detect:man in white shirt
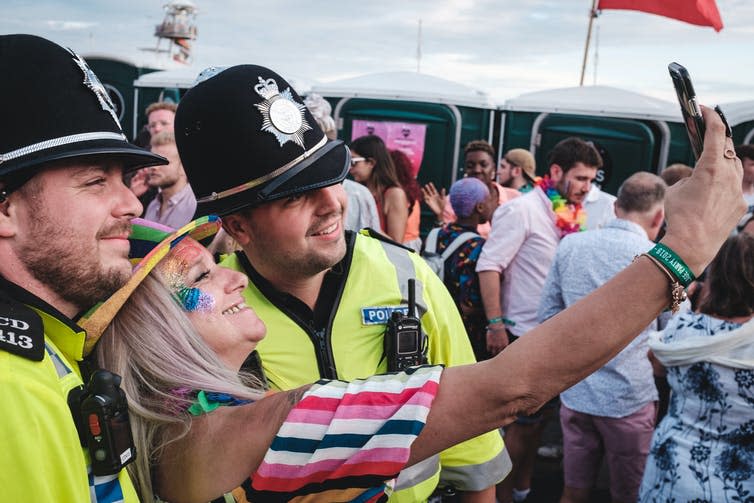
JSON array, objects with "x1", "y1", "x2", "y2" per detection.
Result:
[
  {"x1": 143, "y1": 131, "x2": 197, "y2": 228},
  {"x1": 477, "y1": 137, "x2": 601, "y2": 503},
  {"x1": 583, "y1": 183, "x2": 616, "y2": 229}
]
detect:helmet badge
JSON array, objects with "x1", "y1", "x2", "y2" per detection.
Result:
[
  {"x1": 68, "y1": 48, "x2": 121, "y2": 127},
  {"x1": 253, "y1": 77, "x2": 311, "y2": 148}
]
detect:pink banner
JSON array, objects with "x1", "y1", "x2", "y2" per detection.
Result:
[{"x1": 351, "y1": 120, "x2": 427, "y2": 178}]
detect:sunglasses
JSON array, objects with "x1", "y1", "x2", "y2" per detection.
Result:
[{"x1": 350, "y1": 157, "x2": 366, "y2": 167}]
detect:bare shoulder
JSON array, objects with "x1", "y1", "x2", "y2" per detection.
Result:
[{"x1": 385, "y1": 186, "x2": 408, "y2": 204}]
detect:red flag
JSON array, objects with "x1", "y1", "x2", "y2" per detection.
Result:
[{"x1": 597, "y1": 0, "x2": 723, "y2": 32}]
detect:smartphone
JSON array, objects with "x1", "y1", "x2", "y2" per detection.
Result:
[{"x1": 668, "y1": 62, "x2": 705, "y2": 160}]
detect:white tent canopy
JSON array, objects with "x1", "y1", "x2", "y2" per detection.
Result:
[
  {"x1": 133, "y1": 68, "x2": 202, "y2": 89},
  {"x1": 133, "y1": 68, "x2": 314, "y2": 94},
  {"x1": 718, "y1": 101, "x2": 754, "y2": 128},
  {"x1": 502, "y1": 85, "x2": 683, "y2": 123},
  {"x1": 311, "y1": 71, "x2": 495, "y2": 109}
]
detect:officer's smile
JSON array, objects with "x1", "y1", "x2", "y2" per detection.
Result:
[{"x1": 309, "y1": 220, "x2": 340, "y2": 237}]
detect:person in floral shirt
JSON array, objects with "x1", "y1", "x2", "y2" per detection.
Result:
[{"x1": 640, "y1": 233, "x2": 754, "y2": 502}]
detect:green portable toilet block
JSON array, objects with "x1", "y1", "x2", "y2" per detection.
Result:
[
  {"x1": 312, "y1": 71, "x2": 500, "y2": 234},
  {"x1": 499, "y1": 86, "x2": 693, "y2": 195}
]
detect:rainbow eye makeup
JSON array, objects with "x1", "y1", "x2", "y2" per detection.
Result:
[
  {"x1": 176, "y1": 287, "x2": 215, "y2": 312},
  {"x1": 159, "y1": 241, "x2": 216, "y2": 313}
]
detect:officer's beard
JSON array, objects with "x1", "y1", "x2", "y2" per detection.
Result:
[{"x1": 18, "y1": 220, "x2": 132, "y2": 314}]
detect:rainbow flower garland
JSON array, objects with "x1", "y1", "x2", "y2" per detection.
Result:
[{"x1": 535, "y1": 176, "x2": 586, "y2": 238}]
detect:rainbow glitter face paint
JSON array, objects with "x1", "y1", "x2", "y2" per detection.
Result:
[
  {"x1": 158, "y1": 240, "x2": 216, "y2": 312},
  {"x1": 176, "y1": 286, "x2": 215, "y2": 312}
]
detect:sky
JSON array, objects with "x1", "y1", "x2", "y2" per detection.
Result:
[{"x1": 2, "y1": 0, "x2": 753, "y2": 105}]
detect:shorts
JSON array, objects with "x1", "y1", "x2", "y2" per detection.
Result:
[{"x1": 560, "y1": 401, "x2": 657, "y2": 502}]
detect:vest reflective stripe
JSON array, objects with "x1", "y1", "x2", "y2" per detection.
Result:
[
  {"x1": 440, "y1": 444, "x2": 512, "y2": 491},
  {"x1": 393, "y1": 454, "x2": 440, "y2": 490},
  {"x1": 376, "y1": 240, "x2": 428, "y2": 319},
  {"x1": 45, "y1": 342, "x2": 72, "y2": 378}
]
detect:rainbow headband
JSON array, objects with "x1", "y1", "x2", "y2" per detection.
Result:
[{"x1": 79, "y1": 215, "x2": 222, "y2": 355}]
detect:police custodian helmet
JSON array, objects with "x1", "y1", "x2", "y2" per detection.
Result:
[
  {"x1": 0, "y1": 35, "x2": 166, "y2": 188},
  {"x1": 175, "y1": 65, "x2": 350, "y2": 217}
]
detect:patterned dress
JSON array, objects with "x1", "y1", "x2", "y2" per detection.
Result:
[
  {"x1": 241, "y1": 366, "x2": 442, "y2": 502},
  {"x1": 639, "y1": 312, "x2": 754, "y2": 503},
  {"x1": 433, "y1": 223, "x2": 488, "y2": 361}
]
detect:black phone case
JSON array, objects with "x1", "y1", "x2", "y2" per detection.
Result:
[{"x1": 669, "y1": 62, "x2": 706, "y2": 160}]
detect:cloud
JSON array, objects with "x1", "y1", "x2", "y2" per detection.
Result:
[{"x1": 45, "y1": 20, "x2": 97, "y2": 31}]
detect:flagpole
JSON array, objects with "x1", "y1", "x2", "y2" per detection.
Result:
[
  {"x1": 579, "y1": 0, "x2": 599, "y2": 86},
  {"x1": 416, "y1": 19, "x2": 423, "y2": 73}
]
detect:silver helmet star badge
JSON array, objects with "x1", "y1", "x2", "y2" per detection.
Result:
[
  {"x1": 253, "y1": 77, "x2": 311, "y2": 148},
  {"x1": 68, "y1": 48, "x2": 121, "y2": 127}
]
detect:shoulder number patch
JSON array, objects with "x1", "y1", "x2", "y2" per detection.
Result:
[{"x1": 0, "y1": 296, "x2": 44, "y2": 361}]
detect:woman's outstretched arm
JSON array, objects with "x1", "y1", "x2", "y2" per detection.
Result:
[
  {"x1": 408, "y1": 104, "x2": 745, "y2": 465},
  {"x1": 156, "y1": 106, "x2": 744, "y2": 503}
]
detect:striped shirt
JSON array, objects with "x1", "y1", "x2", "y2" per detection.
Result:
[{"x1": 247, "y1": 365, "x2": 442, "y2": 502}]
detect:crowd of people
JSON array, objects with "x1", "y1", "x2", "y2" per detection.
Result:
[{"x1": 0, "y1": 34, "x2": 752, "y2": 503}]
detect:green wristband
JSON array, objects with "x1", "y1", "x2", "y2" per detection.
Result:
[
  {"x1": 648, "y1": 243, "x2": 696, "y2": 287},
  {"x1": 487, "y1": 316, "x2": 516, "y2": 327}
]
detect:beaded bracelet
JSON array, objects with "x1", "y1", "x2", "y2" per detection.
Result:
[
  {"x1": 647, "y1": 243, "x2": 696, "y2": 287},
  {"x1": 638, "y1": 254, "x2": 687, "y2": 313}
]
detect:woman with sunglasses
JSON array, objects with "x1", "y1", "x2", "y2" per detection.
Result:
[{"x1": 349, "y1": 135, "x2": 410, "y2": 242}]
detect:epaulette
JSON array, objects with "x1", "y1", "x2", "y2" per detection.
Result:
[
  {"x1": 0, "y1": 291, "x2": 44, "y2": 361},
  {"x1": 358, "y1": 227, "x2": 416, "y2": 253}
]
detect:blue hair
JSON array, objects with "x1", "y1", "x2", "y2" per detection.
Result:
[{"x1": 449, "y1": 177, "x2": 490, "y2": 218}]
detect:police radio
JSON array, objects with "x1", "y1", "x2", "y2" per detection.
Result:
[
  {"x1": 385, "y1": 279, "x2": 427, "y2": 372},
  {"x1": 74, "y1": 370, "x2": 136, "y2": 476}
]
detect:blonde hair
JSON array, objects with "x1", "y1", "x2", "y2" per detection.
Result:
[
  {"x1": 145, "y1": 101, "x2": 177, "y2": 117},
  {"x1": 95, "y1": 274, "x2": 264, "y2": 501}
]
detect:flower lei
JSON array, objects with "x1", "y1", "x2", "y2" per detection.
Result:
[{"x1": 535, "y1": 175, "x2": 586, "y2": 238}]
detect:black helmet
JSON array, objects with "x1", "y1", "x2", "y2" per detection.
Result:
[
  {"x1": 174, "y1": 65, "x2": 350, "y2": 217},
  {"x1": 0, "y1": 34, "x2": 166, "y2": 184}
]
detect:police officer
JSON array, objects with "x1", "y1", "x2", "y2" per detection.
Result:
[
  {"x1": 0, "y1": 35, "x2": 166, "y2": 501},
  {"x1": 175, "y1": 65, "x2": 509, "y2": 502}
]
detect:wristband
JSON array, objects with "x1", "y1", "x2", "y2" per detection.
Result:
[
  {"x1": 487, "y1": 317, "x2": 516, "y2": 327},
  {"x1": 637, "y1": 254, "x2": 687, "y2": 313},
  {"x1": 648, "y1": 243, "x2": 696, "y2": 287}
]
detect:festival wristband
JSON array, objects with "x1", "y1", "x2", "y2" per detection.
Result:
[
  {"x1": 487, "y1": 317, "x2": 516, "y2": 327},
  {"x1": 647, "y1": 243, "x2": 695, "y2": 287}
]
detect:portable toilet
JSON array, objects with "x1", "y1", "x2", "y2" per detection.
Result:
[
  {"x1": 85, "y1": 55, "x2": 162, "y2": 140},
  {"x1": 311, "y1": 71, "x2": 498, "y2": 194},
  {"x1": 500, "y1": 86, "x2": 691, "y2": 195},
  {"x1": 719, "y1": 101, "x2": 754, "y2": 146}
]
